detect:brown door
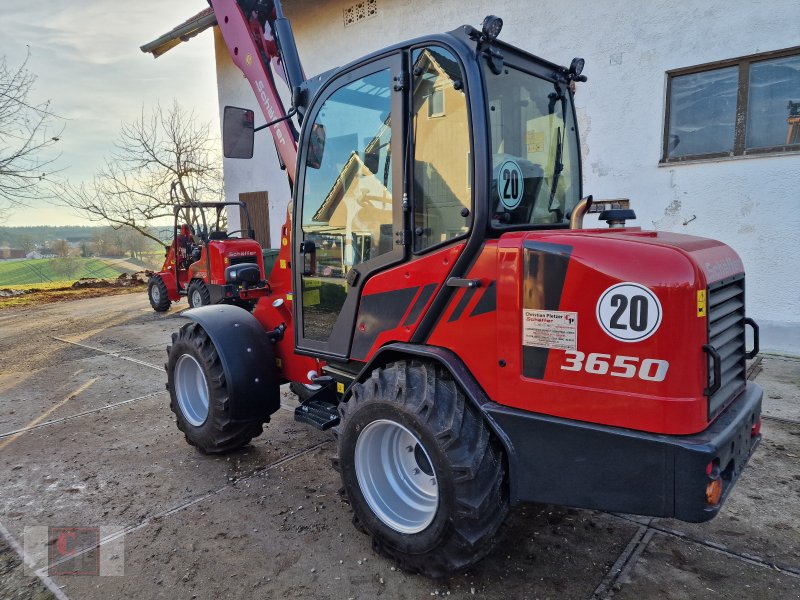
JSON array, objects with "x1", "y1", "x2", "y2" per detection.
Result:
[{"x1": 239, "y1": 191, "x2": 270, "y2": 247}]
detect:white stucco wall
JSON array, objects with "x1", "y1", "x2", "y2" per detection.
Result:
[{"x1": 215, "y1": 0, "x2": 800, "y2": 354}]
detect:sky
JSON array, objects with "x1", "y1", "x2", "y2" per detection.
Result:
[{"x1": 0, "y1": 0, "x2": 220, "y2": 226}]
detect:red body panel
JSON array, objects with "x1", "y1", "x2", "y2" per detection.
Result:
[
  {"x1": 427, "y1": 228, "x2": 745, "y2": 435},
  {"x1": 351, "y1": 243, "x2": 466, "y2": 363},
  {"x1": 253, "y1": 211, "x2": 320, "y2": 384}
]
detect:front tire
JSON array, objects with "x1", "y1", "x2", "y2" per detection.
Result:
[
  {"x1": 166, "y1": 322, "x2": 263, "y2": 453},
  {"x1": 188, "y1": 280, "x2": 211, "y2": 308},
  {"x1": 335, "y1": 361, "x2": 508, "y2": 577},
  {"x1": 148, "y1": 275, "x2": 170, "y2": 312}
]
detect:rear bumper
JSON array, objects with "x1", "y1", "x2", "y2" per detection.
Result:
[{"x1": 484, "y1": 382, "x2": 762, "y2": 522}]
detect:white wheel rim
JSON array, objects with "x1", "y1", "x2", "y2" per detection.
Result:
[
  {"x1": 151, "y1": 285, "x2": 160, "y2": 303},
  {"x1": 174, "y1": 354, "x2": 209, "y2": 426},
  {"x1": 354, "y1": 419, "x2": 438, "y2": 534},
  {"x1": 191, "y1": 289, "x2": 203, "y2": 307}
]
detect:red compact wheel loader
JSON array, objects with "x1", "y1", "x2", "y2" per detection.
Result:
[
  {"x1": 147, "y1": 201, "x2": 270, "y2": 312},
  {"x1": 161, "y1": 0, "x2": 762, "y2": 576}
]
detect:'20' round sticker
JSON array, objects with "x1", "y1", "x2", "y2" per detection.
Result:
[
  {"x1": 596, "y1": 283, "x2": 662, "y2": 342},
  {"x1": 498, "y1": 160, "x2": 524, "y2": 210}
]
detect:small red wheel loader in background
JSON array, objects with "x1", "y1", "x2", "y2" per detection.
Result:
[
  {"x1": 159, "y1": 0, "x2": 762, "y2": 576},
  {"x1": 147, "y1": 200, "x2": 270, "y2": 312}
]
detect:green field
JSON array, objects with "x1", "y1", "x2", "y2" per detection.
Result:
[{"x1": 0, "y1": 258, "x2": 134, "y2": 286}]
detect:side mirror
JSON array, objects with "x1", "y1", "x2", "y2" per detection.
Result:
[
  {"x1": 223, "y1": 106, "x2": 255, "y2": 159},
  {"x1": 307, "y1": 123, "x2": 326, "y2": 169}
]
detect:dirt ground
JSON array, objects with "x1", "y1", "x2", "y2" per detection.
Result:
[{"x1": 0, "y1": 292, "x2": 798, "y2": 600}]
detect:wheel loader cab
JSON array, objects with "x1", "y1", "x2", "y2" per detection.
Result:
[{"x1": 292, "y1": 29, "x2": 582, "y2": 359}]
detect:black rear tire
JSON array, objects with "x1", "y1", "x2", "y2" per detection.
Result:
[
  {"x1": 148, "y1": 275, "x2": 170, "y2": 312},
  {"x1": 335, "y1": 361, "x2": 509, "y2": 577},
  {"x1": 188, "y1": 280, "x2": 211, "y2": 308},
  {"x1": 166, "y1": 322, "x2": 263, "y2": 453}
]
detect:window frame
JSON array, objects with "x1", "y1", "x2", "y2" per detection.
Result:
[
  {"x1": 662, "y1": 45, "x2": 800, "y2": 163},
  {"x1": 409, "y1": 43, "x2": 475, "y2": 256}
]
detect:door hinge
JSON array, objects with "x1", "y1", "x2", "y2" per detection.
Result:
[
  {"x1": 395, "y1": 230, "x2": 411, "y2": 245},
  {"x1": 393, "y1": 72, "x2": 408, "y2": 91}
]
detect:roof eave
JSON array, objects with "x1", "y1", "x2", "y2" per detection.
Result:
[{"x1": 140, "y1": 11, "x2": 218, "y2": 58}]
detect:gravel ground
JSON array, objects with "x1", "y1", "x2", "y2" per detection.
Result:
[{"x1": 0, "y1": 293, "x2": 798, "y2": 599}]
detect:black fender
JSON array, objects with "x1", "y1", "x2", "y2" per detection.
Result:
[
  {"x1": 348, "y1": 342, "x2": 522, "y2": 504},
  {"x1": 182, "y1": 304, "x2": 280, "y2": 422}
]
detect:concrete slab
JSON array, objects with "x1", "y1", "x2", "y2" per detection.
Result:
[
  {"x1": 0, "y1": 394, "x2": 327, "y2": 560},
  {"x1": 54, "y1": 445, "x2": 637, "y2": 600},
  {"x1": 82, "y1": 316, "x2": 189, "y2": 355},
  {"x1": 615, "y1": 534, "x2": 800, "y2": 600},
  {"x1": 0, "y1": 355, "x2": 163, "y2": 434},
  {"x1": 760, "y1": 355, "x2": 800, "y2": 422}
]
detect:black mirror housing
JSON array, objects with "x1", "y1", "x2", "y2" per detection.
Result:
[{"x1": 223, "y1": 106, "x2": 255, "y2": 159}]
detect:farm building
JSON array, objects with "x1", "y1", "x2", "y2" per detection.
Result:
[{"x1": 142, "y1": 0, "x2": 800, "y2": 354}]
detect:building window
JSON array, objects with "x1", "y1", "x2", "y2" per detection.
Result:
[
  {"x1": 663, "y1": 47, "x2": 800, "y2": 162},
  {"x1": 427, "y1": 87, "x2": 445, "y2": 118}
]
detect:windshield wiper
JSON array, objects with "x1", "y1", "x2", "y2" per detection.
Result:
[
  {"x1": 545, "y1": 83, "x2": 568, "y2": 220},
  {"x1": 546, "y1": 127, "x2": 564, "y2": 219}
]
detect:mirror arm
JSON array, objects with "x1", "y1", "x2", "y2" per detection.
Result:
[{"x1": 254, "y1": 106, "x2": 298, "y2": 133}]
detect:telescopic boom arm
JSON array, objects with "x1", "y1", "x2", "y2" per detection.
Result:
[{"x1": 209, "y1": 0, "x2": 304, "y2": 184}]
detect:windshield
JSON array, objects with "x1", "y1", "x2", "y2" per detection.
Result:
[{"x1": 484, "y1": 63, "x2": 581, "y2": 228}]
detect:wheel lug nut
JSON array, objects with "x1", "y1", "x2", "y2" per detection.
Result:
[
  {"x1": 430, "y1": 478, "x2": 436, "y2": 486},
  {"x1": 406, "y1": 446, "x2": 413, "y2": 452},
  {"x1": 413, "y1": 468, "x2": 420, "y2": 475}
]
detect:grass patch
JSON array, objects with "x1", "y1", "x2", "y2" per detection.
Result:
[{"x1": 0, "y1": 257, "x2": 130, "y2": 286}]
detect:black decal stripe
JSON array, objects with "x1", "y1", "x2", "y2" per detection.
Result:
[
  {"x1": 403, "y1": 283, "x2": 437, "y2": 327},
  {"x1": 350, "y1": 287, "x2": 420, "y2": 360},
  {"x1": 521, "y1": 242, "x2": 573, "y2": 380},
  {"x1": 448, "y1": 286, "x2": 478, "y2": 323},
  {"x1": 470, "y1": 280, "x2": 496, "y2": 317}
]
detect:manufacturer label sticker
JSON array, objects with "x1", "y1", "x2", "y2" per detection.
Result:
[
  {"x1": 498, "y1": 160, "x2": 524, "y2": 210},
  {"x1": 596, "y1": 282, "x2": 662, "y2": 343},
  {"x1": 523, "y1": 309, "x2": 577, "y2": 350}
]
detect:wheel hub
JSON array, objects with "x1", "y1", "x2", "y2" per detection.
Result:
[
  {"x1": 151, "y1": 285, "x2": 160, "y2": 303},
  {"x1": 192, "y1": 289, "x2": 202, "y2": 307},
  {"x1": 354, "y1": 419, "x2": 438, "y2": 534},
  {"x1": 174, "y1": 354, "x2": 210, "y2": 426}
]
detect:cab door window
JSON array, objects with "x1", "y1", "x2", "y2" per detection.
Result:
[
  {"x1": 300, "y1": 68, "x2": 394, "y2": 342},
  {"x1": 411, "y1": 47, "x2": 471, "y2": 252}
]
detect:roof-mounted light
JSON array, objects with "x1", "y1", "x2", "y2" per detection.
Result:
[
  {"x1": 481, "y1": 15, "x2": 503, "y2": 41},
  {"x1": 568, "y1": 57, "x2": 587, "y2": 82}
]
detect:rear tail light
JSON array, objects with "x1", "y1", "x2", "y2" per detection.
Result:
[
  {"x1": 705, "y1": 460, "x2": 723, "y2": 506},
  {"x1": 751, "y1": 418, "x2": 762, "y2": 437},
  {"x1": 706, "y1": 478, "x2": 723, "y2": 505}
]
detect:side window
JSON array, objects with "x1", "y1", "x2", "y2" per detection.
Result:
[
  {"x1": 300, "y1": 68, "x2": 393, "y2": 342},
  {"x1": 411, "y1": 47, "x2": 471, "y2": 252}
]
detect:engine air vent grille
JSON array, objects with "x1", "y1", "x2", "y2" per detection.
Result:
[{"x1": 706, "y1": 275, "x2": 747, "y2": 419}]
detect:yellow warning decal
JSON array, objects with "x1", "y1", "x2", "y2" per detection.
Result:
[
  {"x1": 280, "y1": 259, "x2": 287, "y2": 269},
  {"x1": 697, "y1": 290, "x2": 707, "y2": 317},
  {"x1": 286, "y1": 293, "x2": 293, "y2": 301},
  {"x1": 336, "y1": 382, "x2": 345, "y2": 394}
]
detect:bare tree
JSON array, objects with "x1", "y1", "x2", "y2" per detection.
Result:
[
  {"x1": 0, "y1": 51, "x2": 63, "y2": 217},
  {"x1": 50, "y1": 238, "x2": 69, "y2": 257},
  {"x1": 57, "y1": 101, "x2": 223, "y2": 248}
]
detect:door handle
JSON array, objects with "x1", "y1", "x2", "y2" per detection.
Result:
[{"x1": 300, "y1": 240, "x2": 316, "y2": 276}]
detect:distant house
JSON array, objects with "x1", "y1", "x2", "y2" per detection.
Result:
[{"x1": 0, "y1": 248, "x2": 26, "y2": 259}]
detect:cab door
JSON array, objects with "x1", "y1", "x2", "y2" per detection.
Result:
[{"x1": 293, "y1": 54, "x2": 405, "y2": 359}]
